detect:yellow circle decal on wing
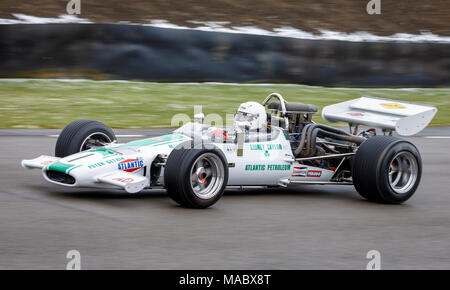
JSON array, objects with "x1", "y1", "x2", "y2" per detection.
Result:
[{"x1": 380, "y1": 103, "x2": 406, "y2": 109}]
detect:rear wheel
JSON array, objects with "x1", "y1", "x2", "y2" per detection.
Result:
[
  {"x1": 164, "y1": 142, "x2": 228, "y2": 208},
  {"x1": 55, "y1": 119, "x2": 116, "y2": 157},
  {"x1": 352, "y1": 136, "x2": 422, "y2": 204}
]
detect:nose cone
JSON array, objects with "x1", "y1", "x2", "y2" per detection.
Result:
[
  {"x1": 44, "y1": 149, "x2": 128, "y2": 187},
  {"x1": 47, "y1": 149, "x2": 125, "y2": 175}
]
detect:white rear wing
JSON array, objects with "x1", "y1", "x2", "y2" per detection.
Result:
[{"x1": 322, "y1": 96, "x2": 437, "y2": 136}]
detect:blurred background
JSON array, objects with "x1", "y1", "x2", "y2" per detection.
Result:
[
  {"x1": 0, "y1": 0, "x2": 449, "y2": 128},
  {"x1": 1, "y1": 1, "x2": 450, "y2": 270}
]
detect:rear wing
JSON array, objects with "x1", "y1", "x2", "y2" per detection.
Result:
[{"x1": 322, "y1": 96, "x2": 437, "y2": 136}]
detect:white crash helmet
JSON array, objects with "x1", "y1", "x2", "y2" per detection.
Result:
[{"x1": 234, "y1": 101, "x2": 267, "y2": 131}]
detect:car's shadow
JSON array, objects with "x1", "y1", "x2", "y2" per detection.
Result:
[
  {"x1": 25, "y1": 183, "x2": 414, "y2": 211},
  {"x1": 20, "y1": 182, "x2": 413, "y2": 215},
  {"x1": 30, "y1": 183, "x2": 364, "y2": 203},
  {"x1": 224, "y1": 185, "x2": 364, "y2": 202},
  {"x1": 44, "y1": 187, "x2": 167, "y2": 200}
]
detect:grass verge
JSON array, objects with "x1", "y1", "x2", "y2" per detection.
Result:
[{"x1": 0, "y1": 79, "x2": 448, "y2": 129}]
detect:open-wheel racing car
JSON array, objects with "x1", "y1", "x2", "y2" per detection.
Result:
[{"x1": 22, "y1": 93, "x2": 437, "y2": 208}]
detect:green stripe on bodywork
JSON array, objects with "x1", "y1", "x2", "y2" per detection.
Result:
[
  {"x1": 47, "y1": 161, "x2": 75, "y2": 174},
  {"x1": 66, "y1": 164, "x2": 82, "y2": 174},
  {"x1": 114, "y1": 134, "x2": 188, "y2": 148}
]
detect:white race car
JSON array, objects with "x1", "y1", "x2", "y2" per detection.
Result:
[{"x1": 22, "y1": 93, "x2": 437, "y2": 208}]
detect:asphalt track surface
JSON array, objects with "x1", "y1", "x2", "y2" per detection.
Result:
[{"x1": 1, "y1": 128, "x2": 449, "y2": 269}]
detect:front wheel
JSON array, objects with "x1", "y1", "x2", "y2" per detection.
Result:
[
  {"x1": 164, "y1": 142, "x2": 228, "y2": 208},
  {"x1": 352, "y1": 136, "x2": 422, "y2": 204},
  {"x1": 55, "y1": 119, "x2": 116, "y2": 157}
]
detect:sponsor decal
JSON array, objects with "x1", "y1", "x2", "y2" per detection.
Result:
[
  {"x1": 347, "y1": 112, "x2": 364, "y2": 116},
  {"x1": 228, "y1": 163, "x2": 236, "y2": 168},
  {"x1": 267, "y1": 144, "x2": 282, "y2": 150},
  {"x1": 245, "y1": 164, "x2": 266, "y2": 171},
  {"x1": 118, "y1": 158, "x2": 144, "y2": 172},
  {"x1": 250, "y1": 144, "x2": 264, "y2": 150},
  {"x1": 87, "y1": 157, "x2": 125, "y2": 169},
  {"x1": 88, "y1": 162, "x2": 105, "y2": 169},
  {"x1": 267, "y1": 164, "x2": 290, "y2": 171},
  {"x1": 292, "y1": 166, "x2": 307, "y2": 177},
  {"x1": 106, "y1": 157, "x2": 125, "y2": 164},
  {"x1": 40, "y1": 160, "x2": 54, "y2": 165},
  {"x1": 307, "y1": 170, "x2": 322, "y2": 177},
  {"x1": 380, "y1": 103, "x2": 406, "y2": 109},
  {"x1": 112, "y1": 177, "x2": 134, "y2": 183},
  {"x1": 249, "y1": 144, "x2": 283, "y2": 150},
  {"x1": 245, "y1": 164, "x2": 291, "y2": 171},
  {"x1": 292, "y1": 167, "x2": 322, "y2": 178}
]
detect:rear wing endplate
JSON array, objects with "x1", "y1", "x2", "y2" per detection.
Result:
[{"x1": 322, "y1": 96, "x2": 437, "y2": 136}]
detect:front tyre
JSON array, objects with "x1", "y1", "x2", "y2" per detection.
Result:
[
  {"x1": 55, "y1": 119, "x2": 116, "y2": 157},
  {"x1": 164, "y1": 142, "x2": 228, "y2": 208},
  {"x1": 352, "y1": 136, "x2": 422, "y2": 204}
]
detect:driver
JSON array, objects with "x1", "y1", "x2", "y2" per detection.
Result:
[
  {"x1": 205, "y1": 101, "x2": 267, "y2": 141},
  {"x1": 234, "y1": 101, "x2": 267, "y2": 133}
]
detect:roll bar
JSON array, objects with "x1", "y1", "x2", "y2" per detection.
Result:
[
  {"x1": 262, "y1": 93, "x2": 289, "y2": 130},
  {"x1": 262, "y1": 93, "x2": 287, "y2": 116}
]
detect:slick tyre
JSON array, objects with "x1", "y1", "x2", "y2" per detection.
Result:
[
  {"x1": 352, "y1": 136, "x2": 422, "y2": 204},
  {"x1": 55, "y1": 119, "x2": 116, "y2": 157},
  {"x1": 165, "y1": 141, "x2": 228, "y2": 208}
]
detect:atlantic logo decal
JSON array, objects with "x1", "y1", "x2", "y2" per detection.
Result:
[
  {"x1": 244, "y1": 164, "x2": 291, "y2": 171},
  {"x1": 118, "y1": 158, "x2": 144, "y2": 172}
]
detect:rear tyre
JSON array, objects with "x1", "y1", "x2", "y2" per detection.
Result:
[
  {"x1": 164, "y1": 141, "x2": 228, "y2": 208},
  {"x1": 55, "y1": 119, "x2": 116, "y2": 157},
  {"x1": 352, "y1": 136, "x2": 422, "y2": 204}
]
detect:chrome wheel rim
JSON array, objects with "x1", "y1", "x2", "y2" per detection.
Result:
[
  {"x1": 190, "y1": 153, "x2": 225, "y2": 199},
  {"x1": 80, "y1": 132, "x2": 112, "y2": 151},
  {"x1": 388, "y1": 151, "x2": 418, "y2": 195}
]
